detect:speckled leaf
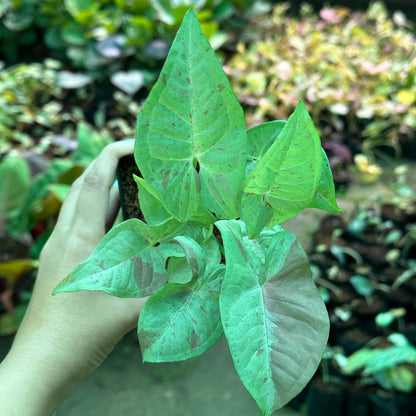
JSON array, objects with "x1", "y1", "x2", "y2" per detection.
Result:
[
  {"x1": 138, "y1": 265, "x2": 225, "y2": 362},
  {"x1": 240, "y1": 101, "x2": 322, "y2": 236},
  {"x1": 308, "y1": 148, "x2": 341, "y2": 213},
  {"x1": 134, "y1": 8, "x2": 246, "y2": 222},
  {"x1": 53, "y1": 219, "x2": 183, "y2": 298},
  {"x1": 218, "y1": 224, "x2": 329, "y2": 415}
]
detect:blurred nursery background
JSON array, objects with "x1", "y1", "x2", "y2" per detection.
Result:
[{"x1": 1, "y1": 1, "x2": 415, "y2": 415}]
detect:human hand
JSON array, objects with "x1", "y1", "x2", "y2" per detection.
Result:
[{"x1": 0, "y1": 140, "x2": 146, "y2": 416}]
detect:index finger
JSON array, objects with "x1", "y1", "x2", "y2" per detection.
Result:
[{"x1": 58, "y1": 140, "x2": 135, "y2": 233}]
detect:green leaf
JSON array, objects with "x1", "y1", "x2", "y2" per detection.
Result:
[
  {"x1": 218, "y1": 223, "x2": 329, "y2": 415},
  {"x1": 72, "y1": 123, "x2": 111, "y2": 165},
  {"x1": 138, "y1": 265, "x2": 225, "y2": 362},
  {"x1": 111, "y1": 70, "x2": 144, "y2": 95},
  {"x1": 0, "y1": 155, "x2": 30, "y2": 225},
  {"x1": 48, "y1": 184, "x2": 71, "y2": 202},
  {"x1": 345, "y1": 345, "x2": 416, "y2": 375},
  {"x1": 53, "y1": 218, "x2": 183, "y2": 298},
  {"x1": 247, "y1": 120, "x2": 286, "y2": 160},
  {"x1": 350, "y1": 275, "x2": 374, "y2": 297},
  {"x1": 308, "y1": 149, "x2": 341, "y2": 213},
  {"x1": 170, "y1": 235, "x2": 207, "y2": 282},
  {"x1": 365, "y1": 346, "x2": 416, "y2": 373},
  {"x1": 383, "y1": 366, "x2": 415, "y2": 393},
  {"x1": 64, "y1": 0, "x2": 99, "y2": 24},
  {"x1": 240, "y1": 101, "x2": 322, "y2": 236},
  {"x1": 134, "y1": 175, "x2": 171, "y2": 225},
  {"x1": 135, "y1": 8, "x2": 247, "y2": 222},
  {"x1": 134, "y1": 175, "x2": 216, "y2": 226}
]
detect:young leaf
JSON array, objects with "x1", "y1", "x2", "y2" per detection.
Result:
[
  {"x1": 170, "y1": 235, "x2": 207, "y2": 282},
  {"x1": 138, "y1": 264, "x2": 225, "y2": 362},
  {"x1": 308, "y1": 148, "x2": 341, "y2": 213},
  {"x1": 134, "y1": 175, "x2": 171, "y2": 225},
  {"x1": 247, "y1": 120, "x2": 287, "y2": 161},
  {"x1": 240, "y1": 101, "x2": 322, "y2": 236},
  {"x1": 218, "y1": 224, "x2": 329, "y2": 415},
  {"x1": 53, "y1": 219, "x2": 183, "y2": 298},
  {"x1": 135, "y1": 8, "x2": 247, "y2": 222}
]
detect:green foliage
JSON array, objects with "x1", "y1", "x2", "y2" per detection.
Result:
[
  {"x1": 0, "y1": 0, "x2": 265, "y2": 91},
  {"x1": 4, "y1": 123, "x2": 112, "y2": 237},
  {"x1": 0, "y1": 61, "x2": 62, "y2": 149},
  {"x1": 343, "y1": 334, "x2": 416, "y2": 393},
  {"x1": 0, "y1": 155, "x2": 31, "y2": 232},
  {"x1": 54, "y1": 9, "x2": 339, "y2": 415},
  {"x1": 228, "y1": 2, "x2": 416, "y2": 150}
]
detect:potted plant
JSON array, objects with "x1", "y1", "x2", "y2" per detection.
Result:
[
  {"x1": 340, "y1": 332, "x2": 416, "y2": 416},
  {"x1": 53, "y1": 9, "x2": 341, "y2": 416}
]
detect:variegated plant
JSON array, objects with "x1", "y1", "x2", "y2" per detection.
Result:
[{"x1": 54, "y1": 9, "x2": 340, "y2": 416}]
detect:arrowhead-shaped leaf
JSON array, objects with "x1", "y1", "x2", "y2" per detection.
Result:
[
  {"x1": 53, "y1": 219, "x2": 184, "y2": 298},
  {"x1": 134, "y1": 8, "x2": 247, "y2": 222},
  {"x1": 240, "y1": 101, "x2": 322, "y2": 236},
  {"x1": 138, "y1": 264, "x2": 225, "y2": 362},
  {"x1": 217, "y1": 221, "x2": 329, "y2": 415}
]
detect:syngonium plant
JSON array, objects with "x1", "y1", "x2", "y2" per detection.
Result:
[{"x1": 54, "y1": 9, "x2": 341, "y2": 416}]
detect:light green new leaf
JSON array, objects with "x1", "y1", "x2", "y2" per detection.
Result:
[
  {"x1": 308, "y1": 149, "x2": 341, "y2": 213},
  {"x1": 138, "y1": 264, "x2": 225, "y2": 362},
  {"x1": 240, "y1": 101, "x2": 322, "y2": 236},
  {"x1": 135, "y1": 8, "x2": 247, "y2": 222},
  {"x1": 219, "y1": 225, "x2": 329, "y2": 415},
  {"x1": 53, "y1": 219, "x2": 183, "y2": 298},
  {"x1": 247, "y1": 120, "x2": 287, "y2": 161},
  {"x1": 170, "y1": 235, "x2": 207, "y2": 282},
  {"x1": 134, "y1": 175, "x2": 171, "y2": 225}
]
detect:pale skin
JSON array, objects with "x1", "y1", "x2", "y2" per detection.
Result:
[{"x1": 0, "y1": 141, "x2": 147, "y2": 416}]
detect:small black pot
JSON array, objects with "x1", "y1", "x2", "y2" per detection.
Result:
[
  {"x1": 307, "y1": 377, "x2": 345, "y2": 416},
  {"x1": 116, "y1": 154, "x2": 141, "y2": 220}
]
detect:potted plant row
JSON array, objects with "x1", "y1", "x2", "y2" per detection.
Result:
[{"x1": 303, "y1": 186, "x2": 416, "y2": 415}]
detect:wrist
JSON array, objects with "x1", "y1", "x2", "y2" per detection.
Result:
[{"x1": 0, "y1": 331, "x2": 88, "y2": 416}]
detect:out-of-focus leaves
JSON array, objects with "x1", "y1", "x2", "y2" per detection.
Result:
[
  {"x1": 57, "y1": 71, "x2": 92, "y2": 88},
  {"x1": 48, "y1": 184, "x2": 71, "y2": 202},
  {"x1": 0, "y1": 304, "x2": 27, "y2": 336},
  {"x1": 96, "y1": 35, "x2": 126, "y2": 58},
  {"x1": 0, "y1": 155, "x2": 30, "y2": 226},
  {"x1": 111, "y1": 70, "x2": 145, "y2": 95},
  {"x1": 71, "y1": 122, "x2": 111, "y2": 164},
  {"x1": 0, "y1": 259, "x2": 38, "y2": 283},
  {"x1": 228, "y1": 2, "x2": 416, "y2": 150}
]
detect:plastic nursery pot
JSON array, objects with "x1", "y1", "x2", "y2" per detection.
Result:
[
  {"x1": 345, "y1": 383, "x2": 373, "y2": 416},
  {"x1": 116, "y1": 154, "x2": 141, "y2": 221},
  {"x1": 306, "y1": 376, "x2": 345, "y2": 416},
  {"x1": 369, "y1": 390, "x2": 415, "y2": 416}
]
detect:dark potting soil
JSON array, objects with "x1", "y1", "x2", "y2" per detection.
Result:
[{"x1": 116, "y1": 155, "x2": 142, "y2": 221}]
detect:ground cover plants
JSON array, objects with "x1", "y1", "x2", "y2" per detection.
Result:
[
  {"x1": 51, "y1": 9, "x2": 342, "y2": 415},
  {"x1": 227, "y1": 1, "x2": 416, "y2": 155},
  {"x1": 302, "y1": 170, "x2": 416, "y2": 415},
  {"x1": 0, "y1": 122, "x2": 112, "y2": 334}
]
